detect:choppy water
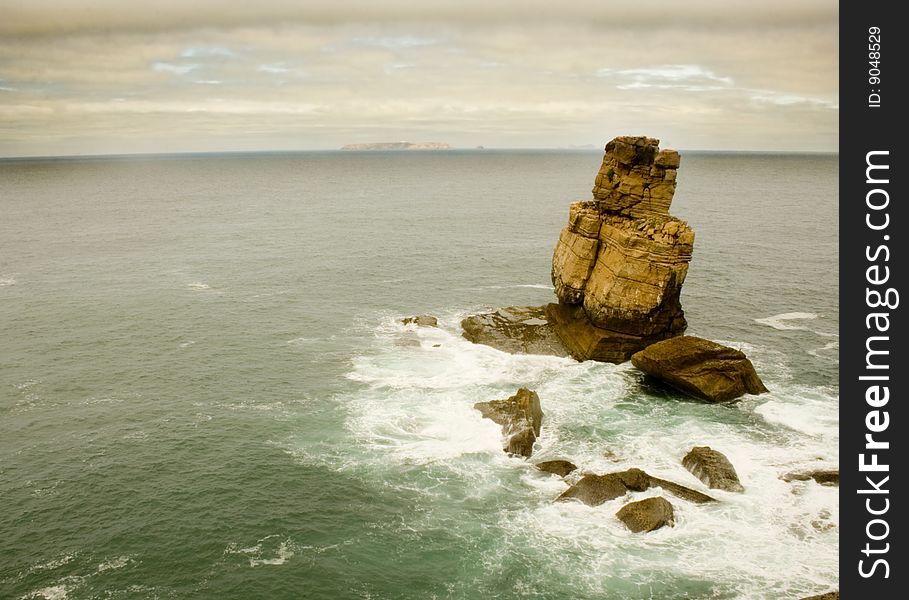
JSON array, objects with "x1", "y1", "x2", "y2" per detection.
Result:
[{"x1": 0, "y1": 151, "x2": 838, "y2": 599}]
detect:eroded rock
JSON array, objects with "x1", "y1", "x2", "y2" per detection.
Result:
[
  {"x1": 557, "y1": 468, "x2": 714, "y2": 506},
  {"x1": 461, "y1": 306, "x2": 568, "y2": 357},
  {"x1": 631, "y1": 336, "x2": 768, "y2": 402},
  {"x1": 536, "y1": 460, "x2": 578, "y2": 477},
  {"x1": 616, "y1": 497, "x2": 675, "y2": 533},
  {"x1": 474, "y1": 388, "x2": 544, "y2": 458},
  {"x1": 683, "y1": 446, "x2": 745, "y2": 493},
  {"x1": 549, "y1": 136, "x2": 693, "y2": 362}
]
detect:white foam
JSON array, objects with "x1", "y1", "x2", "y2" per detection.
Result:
[
  {"x1": 754, "y1": 312, "x2": 818, "y2": 331},
  {"x1": 96, "y1": 556, "x2": 131, "y2": 573},
  {"x1": 755, "y1": 389, "x2": 839, "y2": 438},
  {"x1": 808, "y1": 340, "x2": 839, "y2": 358},
  {"x1": 0, "y1": 276, "x2": 16, "y2": 286},
  {"x1": 297, "y1": 313, "x2": 839, "y2": 596},
  {"x1": 22, "y1": 585, "x2": 69, "y2": 600},
  {"x1": 187, "y1": 282, "x2": 211, "y2": 290},
  {"x1": 225, "y1": 536, "x2": 296, "y2": 567}
]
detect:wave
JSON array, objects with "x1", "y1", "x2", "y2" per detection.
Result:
[
  {"x1": 289, "y1": 313, "x2": 839, "y2": 596},
  {"x1": 754, "y1": 312, "x2": 818, "y2": 331}
]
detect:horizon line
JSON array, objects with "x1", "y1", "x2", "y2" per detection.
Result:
[{"x1": 0, "y1": 147, "x2": 839, "y2": 161}]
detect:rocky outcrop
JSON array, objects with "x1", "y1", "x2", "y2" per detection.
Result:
[
  {"x1": 461, "y1": 306, "x2": 568, "y2": 357},
  {"x1": 557, "y1": 468, "x2": 715, "y2": 506},
  {"x1": 474, "y1": 388, "x2": 543, "y2": 457},
  {"x1": 631, "y1": 336, "x2": 768, "y2": 402},
  {"x1": 536, "y1": 460, "x2": 578, "y2": 477},
  {"x1": 683, "y1": 446, "x2": 745, "y2": 493},
  {"x1": 402, "y1": 315, "x2": 438, "y2": 327},
  {"x1": 616, "y1": 497, "x2": 675, "y2": 532},
  {"x1": 781, "y1": 469, "x2": 839, "y2": 487},
  {"x1": 549, "y1": 136, "x2": 693, "y2": 362}
]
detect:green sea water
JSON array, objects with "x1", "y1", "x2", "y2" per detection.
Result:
[{"x1": 1, "y1": 151, "x2": 838, "y2": 599}]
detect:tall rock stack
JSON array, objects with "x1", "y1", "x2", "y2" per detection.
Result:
[{"x1": 548, "y1": 136, "x2": 694, "y2": 362}]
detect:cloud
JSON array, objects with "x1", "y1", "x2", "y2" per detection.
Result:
[
  {"x1": 0, "y1": 3, "x2": 838, "y2": 155},
  {"x1": 152, "y1": 61, "x2": 200, "y2": 75},
  {"x1": 181, "y1": 46, "x2": 236, "y2": 58},
  {"x1": 2, "y1": 1, "x2": 838, "y2": 36},
  {"x1": 597, "y1": 64, "x2": 734, "y2": 92}
]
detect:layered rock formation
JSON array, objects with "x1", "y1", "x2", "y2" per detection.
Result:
[
  {"x1": 683, "y1": 446, "x2": 745, "y2": 493},
  {"x1": 631, "y1": 336, "x2": 769, "y2": 402},
  {"x1": 474, "y1": 388, "x2": 543, "y2": 457},
  {"x1": 549, "y1": 136, "x2": 693, "y2": 362}
]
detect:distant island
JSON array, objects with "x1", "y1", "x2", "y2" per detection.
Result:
[{"x1": 340, "y1": 142, "x2": 452, "y2": 151}]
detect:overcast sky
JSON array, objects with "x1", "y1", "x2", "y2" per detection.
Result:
[{"x1": 0, "y1": 1, "x2": 838, "y2": 156}]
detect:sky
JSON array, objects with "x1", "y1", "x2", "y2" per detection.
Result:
[{"x1": 0, "y1": 1, "x2": 838, "y2": 156}]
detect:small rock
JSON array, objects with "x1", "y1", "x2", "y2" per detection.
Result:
[
  {"x1": 781, "y1": 469, "x2": 839, "y2": 487},
  {"x1": 683, "y1": 446, "x2": 745, "y2": 492},
  {"x1": 474, "y1": 388, "x2": 543, "y2": 458},
  {"x1": 616, "y1": 497, "x2": 675, "y2": 532},
  {"x1": 536, "y1": 460, "x2": 578, "y2": 477},
  {"x1": 402, "y1": 315, "x2": 438, "y2": 327},
  {"x1": 800, "y1": 592, "x2": 839, "y2": 600}
]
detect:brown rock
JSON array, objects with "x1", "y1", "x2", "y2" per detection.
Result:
[
  {"x1": 557, "y1": 468, "x2": 715, "y2": 506},
  {"x1": 546, "y1": 303, "x2": 685, "y2": 363},
  {"x1": 800, "y1": 592, "x2": 839, "y2": 600},
  {"x1": 550, "y1": 136, "x2": 694, "y2": 363},
  {"x1": 615, "y1": 497, "x2": 675, "y2": 532},
  {"x1": 646, "y1": 476, "x2": 716, "y2": 504},
  {"x1": 402, "y1": 315, "x2": 438, "y2": 327},
  {"x1": 557, "y1": 473, "x2": 631, "y2": 506},
  {"x1": 536, "y1": 460, "x2": 578, "y2": 477},
  {"x1": 461, "y1": 306, "x2": 568, "y2": 357},
  {"x1": 781, "y1": 469, "x2": 839, "y2": 487},
  {"x1": 474, "y1": 388, "x2": 543, "y2": 458},
  {"x1": 683, "y1": 446, "x2": 745, "y2": 493},
  {"x1": 631, "y1": 336, "x2": 769, "y2": 402}
]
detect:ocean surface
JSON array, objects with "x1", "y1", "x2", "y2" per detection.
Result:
[{"x1": 0, "y1": 150, "x2": 838, "y2": 599}]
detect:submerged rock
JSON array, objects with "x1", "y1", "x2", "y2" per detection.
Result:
[
  {"x1": 536, "y1": 460, "x2": 578, "y2": 477},
  {"x1": 549, "y1": 136, "x2": 693, "y2": 362},
  {"x1": 781, "y1": 469, "x2": 839, "y2": 487},
  {"x1": 474, "y1": 388, "x2": 544, "y2": 458},
  {"x1": 616, "y1": 497, "x2": 675, "y2": 532},
  {"x1": 631, "y1": 336, "x2": 768, "y2": 402},
  {"x1": 557, "y1": 468, "x2": 714, "y2": 506},
  {"x1": 402, "y1": 315, "x2": 438, "y2": 327},
  {"x1": 461, "y1": 306, "x2": 568, "y2": 357},
  {"x1": 683, "y1": 446, "x2": 745, "y2": 493}
]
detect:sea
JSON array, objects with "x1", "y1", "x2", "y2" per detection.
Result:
[{"x1": 0, "y1": 150, "x2": 838, "y2": 599}]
